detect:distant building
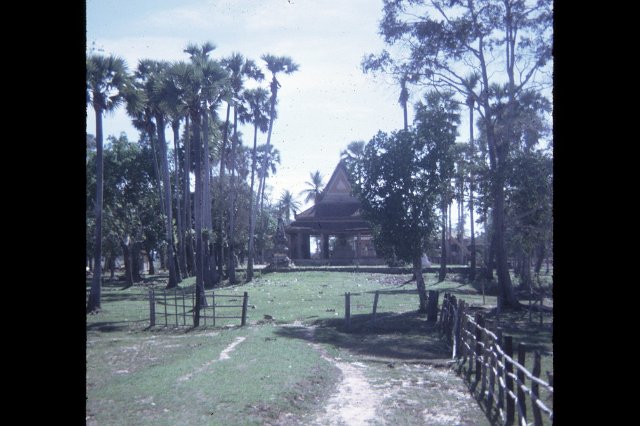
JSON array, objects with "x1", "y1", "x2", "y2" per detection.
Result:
[{"x1": 285, "y1": 162, "x2": 385, "y2": 266}]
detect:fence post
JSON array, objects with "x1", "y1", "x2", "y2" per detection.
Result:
[
  {"x1": 517, "y1": 343, "x2": 527, "y2": 424},
  {"x1": 455, "y1": 299, "x2": 464, "y2": 360},
  {"x1": 427, "y1": 290, "x2": 439, "y2": 322},
  {"x1": 439, "y1": 293, "x2": 448, "y2": 335},
  {"x1": 487, "y1": 339, "x2": 495, "y2": 410},
  {"x1": 475, "y1": 313, "x2": 484, "y2": 383},
  {"x1": 182, "y1": 289, "x2": 186, "y2": 326},
  {"x1": 531, "y1": 350, "x2": 543, "y2": 426},
  {"x1": 212, "y1": 291, "x2": 216, "y2": 327},
  {"x1": 174, "y1": 290, "x2": 178, "y2": 327},
  {"x1": 149, "y1": 289, "x2": 155, "y2": 327},
  {"x1": 241, "y1": 292, "x2": 248, "y2": 326},
  {"x1": 496, "y1": 329, "x2": 504, "y2": 415},
  {"x1": 345, "y1": 292, "x2": 351, "y2": 331},
  {"x1": 504, "y1": 335, "x2": 514, "y2": 425},
  {"x1": 163, "y1": 291, "x2": 168, "y2": 327},
  {"x1": 372, "y1": 291, "x2": 379, "y2": 324}
]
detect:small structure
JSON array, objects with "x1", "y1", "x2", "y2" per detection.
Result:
[
  {"x1": 285, "y1": 162, "x2": 384, "y2": 266},
  {"x1": 265, "y1": 217, "x2": 294, "y2": 270}
]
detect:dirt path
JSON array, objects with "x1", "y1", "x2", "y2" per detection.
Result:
[
  {"x1": 279, "y1": 324, "x2": 383, "y2": 425},
  {"x1": 311, "y1": 356, "x2": 383, "y2": 426}
]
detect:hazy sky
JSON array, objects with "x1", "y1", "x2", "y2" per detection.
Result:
[{"x1": 86, "y1": 0, "x2": 459, "y2": 210}]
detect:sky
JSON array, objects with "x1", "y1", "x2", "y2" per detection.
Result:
[{"x1": 86, "y1": 0, "x2": 480, "y2": 212}]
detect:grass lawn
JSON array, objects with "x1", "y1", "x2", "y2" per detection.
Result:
[{"x1": 87, "y1": 270, "x2": 553, "y2": 425}]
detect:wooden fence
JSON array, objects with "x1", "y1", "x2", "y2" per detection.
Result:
[
  {"x1": 149, "y1": 288, "x2": 248, "y2": 328},
  {"x1": 343, "y1": 290, "x2": 440, "y2": 331},
  {"x1": 440, "y1": 293, "x2": 553, "y2": 425}
]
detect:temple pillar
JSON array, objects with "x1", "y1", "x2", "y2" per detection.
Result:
[
  {"x1": 355, "y1": 233, "x2": 361, "y2": 258},
  {"x1": 322, "y1": 233, "x2": 329, "y2": 259},
  {"x1": 296, "y1": 232, "x2": 302, "y2": 260}
]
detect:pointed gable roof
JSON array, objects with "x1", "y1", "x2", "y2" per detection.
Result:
[
  {"x1": 316, "y1": 161, "x2": 358, "y2": 204},
  {"x1": 290, "y1": 162, "x2": 368, "y2": 228}
]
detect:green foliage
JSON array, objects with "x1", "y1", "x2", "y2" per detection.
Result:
[
  {"x1": 86, "y1": 134, "x2": 163, "y2": 258},
  {"x1": 355, "y1": 91, "x2": 460, "y2": 265},
  {"x1": 356, "y1": 129, "x2": 438, "y2": 263}
]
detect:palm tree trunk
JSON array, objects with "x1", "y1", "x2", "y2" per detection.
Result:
[
  {"x1": 183, "y1": 115, "x2": 195, "y2": 276},
  {"x1": 227, "y1": 106, "x2": 239, "y2": 284},
  {"x1": 172, "y1": 120, "x2": 188, "y2": 279},
  {"x1": 191, "y1": 109, "x2": 207, "y2": 324},
  {"x1": 218, "y1": 103, "x2": 231, "y2": 279},
  {"x1": 87, "y1": 108, "x2": 104, "y2": 313},
  {"x1": 247, "y1": 123, "x2": 259, "y2": 282},
  {"x1": 201, "y1": 110, "x2": 216, "y2": 288},
  {"x1": 156, "y1": 114, "x2": 178, "y2": 289}
]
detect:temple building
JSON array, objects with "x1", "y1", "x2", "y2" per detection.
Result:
[{"x1": 285, "y1": 162, "x2": 385, "y2": 266}]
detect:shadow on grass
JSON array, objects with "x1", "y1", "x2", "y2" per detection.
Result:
[
  {"x1": 274, "y1": 310, "x2": 452, "y2": 362},
  {"x1": 86, "y1": 318, "x2": 149, "y2": 333}
]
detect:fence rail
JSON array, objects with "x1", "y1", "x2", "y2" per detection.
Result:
[
  {"x1": 149, "y1": 288, "x2": 248, "y2": 328},
  {"x1": 342, "y1": 289, "x2": 440, "y2": 331},
  {"x1": 440, "y1": 292, "x2": 553, "y2": 426}
]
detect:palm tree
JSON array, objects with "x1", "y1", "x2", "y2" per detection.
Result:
[
  {"x1": 86, "y1": 53, "x2": 129, "y2": 313},
  {"x1": 219, "y1": 53, "x2": 264, "y2": 283},
  {"x1": 182, "y1": 42, "x2": 223, "y2": 321},
  {"x1": 278, "y1": 190, "x2": 301, "y2": 224},
  {"x1": 240, "y1": 88, "x2": 270, "y2": 282},
  {"x1": 255, "y1": 54, "x2": 299, "y2": 226},
  {"x1": 300, "y1": 171, "x2": 325, "y2": 204},
  {"x1": 126, "y1": 59, "x2": 180, "y2": 289},
  {"x1": 255, "y1": 144, "x2": 281, "y2": 215},
  {"x1": 340, "y1": 140, "x2": 365, "y2": 185}
]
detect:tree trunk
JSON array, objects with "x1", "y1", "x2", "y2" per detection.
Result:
[
  {"x1": 120, "y1": 238, "x2": 133, "y2": 288},
  {"x1": 217, "y1": 103, "x2": 231, "y2": 280},
  {"x1": 201, "y1": 110, "x2": 216, "y2": 288},
  {"x1": 159, "y1": 244, "x2": 166, "y2": 270},
  {"x1": 520, "y1": 253, "x2": 532, "y2": 292},
  {"x1": 156, "y1": 114, "x2": 178, "y2": 289},
  {"x1": 246, "y1": 122, "x2": 259, "y2": 282},
  {"x1": 172, "y1": 119, "x2": 188, "y2": 279},
  {"x1": 87, "y1": 109, "x2": 104, "y2": 313},
  {"x1": 147, "y1": 250, "x2": 155, "y2": 275},
  {"x1": 491, "y1": 170, "x2": 519, "y2": 308},
  {"x1": 183, "y1": 115, "x2": 193, "y2": 276},
  {"x1": 414, "y1": 255, "x2": 428, "y2": 313},
  {"x1": 132, "y1": 241, "x2": 143, "y2": 282},
  {"x1": 468, "y1": 96, "x2": 476, "y2": 282},
  {"x1": 439, "y1": 201, "x2": 447, "y2": 282},
  {"x1": 191, "y1": 109, "x2": 207, "y2": 313},
  {"x1": 108, "y1": 253, "x2": 115, "y2": 280},
  {"x1": 227, "y1": 105, "x2": 239, "y2": 284},
  {"x1": 534, "y1": 243, "x2": 545, "y2": 275}
]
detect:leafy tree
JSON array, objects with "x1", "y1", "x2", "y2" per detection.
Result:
[
  {"x1": 364, "y1": 0, "x2": 552, "y2": 308},
  {"x1": 356, "y1": 129, "x2": 441, "y2": 313},
  {"x1": 86, "y1": 53, "x2": 129, "y2": 313},
  {"x1": 300, "y1": 171, "x2": 325, "y2": 204},
  {"x1": 413, "y1": 91, "x2": 461, "y2": 281}
]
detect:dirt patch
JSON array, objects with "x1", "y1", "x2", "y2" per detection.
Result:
[{"x1": 177, "y1": 336, "x2": 247, "y2": 382}]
